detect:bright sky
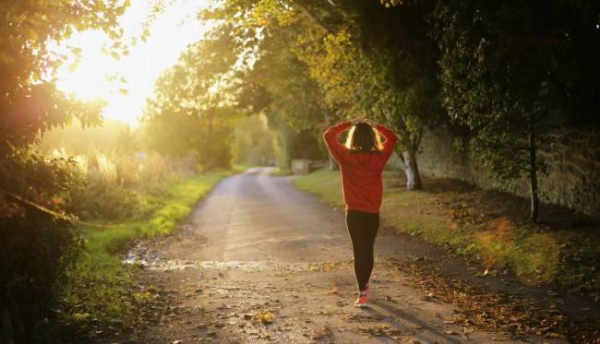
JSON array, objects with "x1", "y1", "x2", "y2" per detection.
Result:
[{"x1": 55, "y1": 0, "x2": 213, "y2": 126}]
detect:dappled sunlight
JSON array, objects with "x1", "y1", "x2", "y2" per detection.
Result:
[{"x1": 511, "y1": 233, "x2": 562, "y2": 286}]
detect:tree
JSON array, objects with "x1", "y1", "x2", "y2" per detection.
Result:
[
  {"x1": 200, "y1": 3, "x2": 333, "y2": 169},
  {"x1": 0, "y1": 0, "x2": 129, "y2": 150},
  {"x1": 233, "y1": 114, "x2": 276, "y2": 166},
  {"x1": 1, "y1": 0, "x2": 130, "y2": 215},
  {"x1": 239, "y1": 21, "x2": 332, "y2": 169},
  {"x1": 291, "y1": 1, "x2": 443, "y2": 189},
  {"x1": 431, "y1": 0, "x2": 600, "y2": 221},
  {"x1": 0, "y1": 1, "x2": 129, "y2": 341},
  {"x1": 206, "y1": 0, "x2": 444, "y2": 190},
  {"x1": 143, "y1": 25, "x2": 244, "y2": 170}
]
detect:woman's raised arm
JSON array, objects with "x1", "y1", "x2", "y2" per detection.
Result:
[
  {"x1": 323, "y1": 120, "x2": 353, "y2": 163},
  {"x1": 374, "y1": 123, "x2": 399, "y2": 161}
]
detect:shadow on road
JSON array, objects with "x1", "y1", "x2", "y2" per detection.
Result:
[{"x1": 368, "y1": 299, "x2": 464, "y2": 344}]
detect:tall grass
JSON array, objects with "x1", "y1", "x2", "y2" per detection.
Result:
[{"x1": 52, "y1": 148, "x2": 179, "y2": 187}]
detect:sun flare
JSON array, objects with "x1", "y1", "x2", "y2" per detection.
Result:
[
  {"x1": 54, "y1": 0, "x2": 213, "y2": 126},
  {"x1": 56, "y1": 31, "x2": 116, "y2": 102}
]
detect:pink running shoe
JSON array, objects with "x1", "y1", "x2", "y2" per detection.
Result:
[{"x1": 354, "y1": 288, "x2": 369, "y2": 308}]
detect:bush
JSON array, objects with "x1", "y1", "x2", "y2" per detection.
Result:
[
  {"x1": 0, "y1": 150, "x2": 82, "y2": 343},
  {"x1": 63, "y1": 149, "x2": 177, "y2": 222},
  {"x1": 67, "y1": 181, "x2": 146, "y2": 221},
  {"x1": 1, "y1": 215, "x2": 80, "y2": 343}
]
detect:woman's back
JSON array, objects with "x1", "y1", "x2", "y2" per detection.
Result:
[{"x1": 323, "y1": 120, "x2": 399, "y2": 214}]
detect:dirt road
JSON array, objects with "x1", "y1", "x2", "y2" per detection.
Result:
[{"x1": 120, "y1": 167, "x2": 564, "y2": 343}]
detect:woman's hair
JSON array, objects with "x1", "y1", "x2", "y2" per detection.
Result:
[{"x1": 345, "y1": 122, "x2": 383, "y2": 153}]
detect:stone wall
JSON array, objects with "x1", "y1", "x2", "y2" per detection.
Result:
[{"x1": 409, "y1": 126, "x2": 600, "y2": 217}]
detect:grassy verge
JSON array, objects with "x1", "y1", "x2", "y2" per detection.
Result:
[
  {"x1": 59, "y1": 171, "x2": 231, "y2": 333},
  {"x1": 294, "y1": 168, "x2": 600, "y2": 299}
]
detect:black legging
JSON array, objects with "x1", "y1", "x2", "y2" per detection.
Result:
[{"x1": 345, "y1": 210, "x2": 380, "y2": 292}]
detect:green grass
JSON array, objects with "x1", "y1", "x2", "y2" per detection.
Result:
[
  {"x1": 61, "y1": 171, "x2": 231, "y2": 331},
  {"x1": 294, "y1": 168, "x2": 600, "y2": 298},
  {"x1": 271, "y1": 166, "x2": 293, "y2": 176},
  {"x1": 231, "y1": 163, "x2": 253, "y2": 174},
  {"x1": 293, "y1": 168, "x2": 344, "y2": 205}
]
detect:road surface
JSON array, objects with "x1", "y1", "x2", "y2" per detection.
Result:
[{"x1": 119, "y1": 167, "x2": 563, "y2": 343}]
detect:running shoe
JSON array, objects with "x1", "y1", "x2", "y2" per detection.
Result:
[{"x1": 354, "y1": 288, "x2": 369, "y2": 308}]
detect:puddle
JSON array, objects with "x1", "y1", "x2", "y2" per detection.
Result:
[
  {"x1": 125, "y1": 259, "x2": 316, "y2": 272},
  {"x1": 124, "y1": 242, "x2": 351, "y2": 272},
  {"x1": 124, "y1": 256, "x2": 351, "y2": 273},
  {"x1": 198, "y1": 260, "x2": 312, "y2": 272},
  {"x1": 123, "y1": 242, "x2": 161, "y2": 266},
  {"x1": 123, "y1": 255, "x2": 318, "y2": 272}
]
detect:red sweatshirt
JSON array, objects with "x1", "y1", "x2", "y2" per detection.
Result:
[{"x1": 323, "y1": 121, "x2": 399, "y2": 214}]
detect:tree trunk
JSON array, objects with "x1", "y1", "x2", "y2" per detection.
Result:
[
  {"x1": 528, "y1": 124, "x2": 539, "y2": 222},
  {"x1": 402, "y1": 150, "x2": 423, "y2": 190}
]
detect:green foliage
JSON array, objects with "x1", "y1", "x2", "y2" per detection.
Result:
[
  {"x1": 1, "y1": 216, "x2": 81, "y2": 342},
  {"x1": 244, "y1": 24, "x2": 327, "y2": 130},
  {"x1": 288, "y1": 129, "x2": 325, "y2": 160},
  {"x1": 0, "y1": 2, "x2": 129, "y2": 340},
  {"x1": 430, "y1": 0, "x2": 600, "y2": 220},
  {"x1": 299, "y1": 1, "x2": 442, "y2": 154},
  {"x1": 297, "y1": 0, "x2": 441, "y2": 189},
  {"x1": 233, "y1": 115, "x2": 276, "y2": 165},
  {"x1": 143, "y1": 26, "x2": 244, "y2": 170},
  {"x1": 0, "y1": 149, "x2": 82, "y2": 343},
  {"x1": 68, "y1": 182, "x2": 145, "y2": 221},
  {"x1": 0, "y1": 0, "x2": 129, "y2": 149},
  {"x1": 432, "y1": 1, "x2": 549, "y2": 175},
  {"x1": 293, "y1": 168, "x2": 344, "y2": 206},
  {"x1": 206, "y1": 0, "x2": 443, "y2": 188},
  {"x1": 267, "y1": 119, "x2": 326, "y2": 169},
  {"x1": 230, "y1": 15, "x2": 330, "y2": 169}
]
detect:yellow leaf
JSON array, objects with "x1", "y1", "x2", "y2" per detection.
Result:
[{"x1": 258, "y1": 310, "x2": 275, "y2": 324}]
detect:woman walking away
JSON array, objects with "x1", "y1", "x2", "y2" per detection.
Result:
[{"x1": 323, "y1": 118, "x2": 399, "y2": 308}]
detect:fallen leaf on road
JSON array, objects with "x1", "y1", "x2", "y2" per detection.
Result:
[
  {"x1": 421, "y1": 292, "x2": 435, "y2": 301},
  {"x1": 385, "y1": 256, "x2": 600, "y2": 341},
  {"x1": 257, "y1": 310, "x2": 275, "y2": 324},
  {"x1": 331, "y1": 280, "x2": 339, "y2": 294},
  {"x1": 312, "y1": 323, "x2": 333, "y2": 339},
  {"x1": 357, "y1": 323, "x2": 402, "y2": 338},
  {"x1": 475, "y1": 268, "x2": 490, "y2": 277}
]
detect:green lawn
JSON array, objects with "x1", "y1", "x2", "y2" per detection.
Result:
[{"x1": 294, "y1": 168, "x2": 600, "y2": 299}]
